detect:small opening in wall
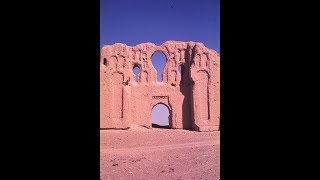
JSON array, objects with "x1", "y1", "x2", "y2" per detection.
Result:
[
  {"x1": 103, "y1": 58, "x2": 107, "y2": 65},
  {"x1": 133, "y1": 65, "x2": 140, "y2": 82},
  {"x1": 178, "y1": 65, "x2": 184, "y2": 83}
]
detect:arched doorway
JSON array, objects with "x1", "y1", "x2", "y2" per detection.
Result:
[{"x1": 151, "y1": 103, "x2": 171, "y2": 129}]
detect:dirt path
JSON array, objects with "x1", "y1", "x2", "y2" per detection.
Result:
[{"x1": 100, "y1": 128, "x2": 220, "y2": 180}]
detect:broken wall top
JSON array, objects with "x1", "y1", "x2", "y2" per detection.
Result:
[{"x1": 100, "y1": 40, "x2": 220, "y2": 84}]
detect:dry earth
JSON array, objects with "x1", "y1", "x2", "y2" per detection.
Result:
[{"x1": 100, "y1": 125, "x2": 220, "y2": 180}]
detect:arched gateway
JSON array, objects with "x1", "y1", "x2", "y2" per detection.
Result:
[{"x1": 100, "y1": 41, "x2": 220, "y2": 131}]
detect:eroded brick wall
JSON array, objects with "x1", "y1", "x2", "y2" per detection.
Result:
[{"x1": 100, "y1": 41, "x2": 220, "y2": 131}]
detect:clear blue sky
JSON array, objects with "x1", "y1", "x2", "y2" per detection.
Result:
[{"x1": 101, "y1": 0, "x2": 220, "y2": 126}]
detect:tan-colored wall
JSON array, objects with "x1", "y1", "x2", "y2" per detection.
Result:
[{"x1": 100, "y1": 41, "x2": 220, "y2": 131}]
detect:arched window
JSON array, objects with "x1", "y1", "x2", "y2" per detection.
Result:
[
  {"x1": 133, "y1": 65, "x2": 140, "y2": 82},
  {"x1": 151, "y1": 51, "x2": 166, "y2": 82}
]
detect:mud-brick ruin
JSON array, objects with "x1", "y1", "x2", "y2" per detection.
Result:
[{"x1": 100, "y1": 41, "x2": 220, "y2": 131}]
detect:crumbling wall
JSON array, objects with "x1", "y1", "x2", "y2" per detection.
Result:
[{"x1": 100, "y1": 41, "x2": 220, "y2": 131}]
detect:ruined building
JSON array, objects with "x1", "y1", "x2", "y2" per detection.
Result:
[{"x1": 100, "y1": 41, "x2": 220, "y2": 131}]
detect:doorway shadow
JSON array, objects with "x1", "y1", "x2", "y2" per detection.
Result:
[{"x1": 152, "y1": 123, "x2": 170, "y2": 129}]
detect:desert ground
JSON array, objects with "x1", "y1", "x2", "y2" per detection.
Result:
[{"x1": 100, "y1": 125, "x2": 220, "y2": 180}]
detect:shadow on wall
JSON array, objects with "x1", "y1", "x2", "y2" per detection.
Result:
[
  {"x1": 180, "y1": 49, "x2": 193, "y2": 130},
  {"x1": 152, "y1": 123, "x2": 170, "y2": 129}
]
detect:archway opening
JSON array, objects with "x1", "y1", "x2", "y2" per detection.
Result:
[
  {"x1": 151, "y1": 103, "x2": 170, "y2": 129},
  {"x1": 133, "y1": 65, "x2": 140, "y2": 82},
  {"x1": 151, "y1": 51, "x2": 166, "y2": 82}
]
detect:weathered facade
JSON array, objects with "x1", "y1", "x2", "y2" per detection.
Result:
[{"x1": 100, "y1": 41, "x2": 220, "y2": 131}]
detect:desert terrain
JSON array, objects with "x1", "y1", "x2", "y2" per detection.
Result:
[{"x1": 100, "y1": 126, "x2": 220, "y2": 180}]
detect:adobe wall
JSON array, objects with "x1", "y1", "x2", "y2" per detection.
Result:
[{"x1": 100, "y1": 41, "x2": 220, "y2": 131}]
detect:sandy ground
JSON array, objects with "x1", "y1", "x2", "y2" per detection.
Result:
[{"x1": 100, "y1": 126, "x2": 220, "y2": 180}]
